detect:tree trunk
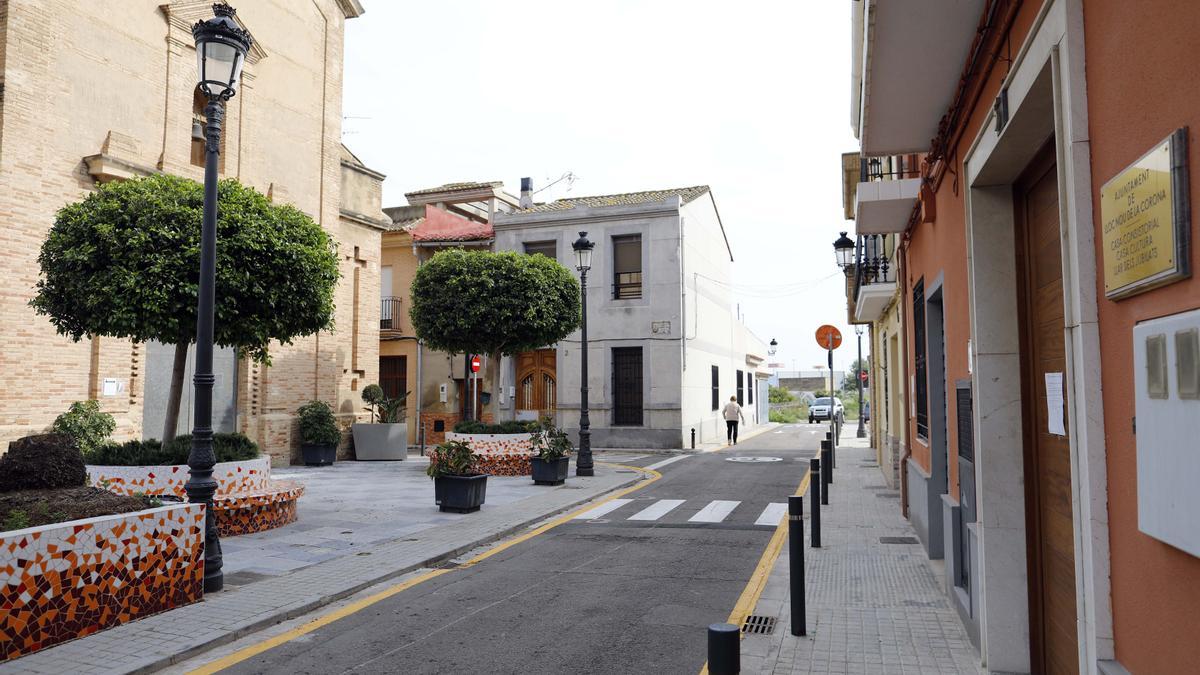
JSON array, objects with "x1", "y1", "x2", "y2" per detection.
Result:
[{"x1": 162, "y1": 341, "x2": 189, "y2": 443}]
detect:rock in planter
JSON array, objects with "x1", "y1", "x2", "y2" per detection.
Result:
[
  {"x1": 0, "y1": 433, "x2": 86, "y2": 492},
  {"x1": 433, "y1": 474, "x2": 487, "y2": 513},
  {"x1": 530, "y1": 456, "x2": 570, "y2": 485}
]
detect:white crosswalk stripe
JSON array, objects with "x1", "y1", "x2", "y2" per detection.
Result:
[
  {"x1": 572, "y1": 499, "x2": 633, "y2": 520},
  {"x1": 627, "y1": 499, "x2": 686, "y2": 521},
  {"x1": 688, "y1": 500, "x2": 741, "y2": 523},
  {"x1": 754, "y1": 503, "x2": 788, "y2": 526}
]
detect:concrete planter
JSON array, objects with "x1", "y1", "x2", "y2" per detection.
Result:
[
  {"x1": 433, "y1": 474, "x2": 487, "y2": 513},
  {"x1": 352, "y1": 423, "x2": 408, "y2": 460},
  {"x1": 530, "y1": 456, "x2": 570, "y2": 485},
  {"x1": 0, "y1": 503, "x2": 204, "y2": 661},
  {"x1": 87, "y1": 457, "x2": 271, "y2": 498}
]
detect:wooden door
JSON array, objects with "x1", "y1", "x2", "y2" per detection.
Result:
[
  {"x1": 516, "y1": 349, "x2": 557, "y2": 419},
  {"x1": 1015, "y1": 142, "x2": 1078, "y2": 675}
]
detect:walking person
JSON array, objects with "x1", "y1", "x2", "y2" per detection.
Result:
[{"x1": 722, "y1": 395, "x2": 745, "y2": 445}]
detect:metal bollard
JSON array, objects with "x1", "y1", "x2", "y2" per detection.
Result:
[
  {"x1": 809, "y1": 458, "x2": 821, "y2": 548},
  {"x1": 708, "y1": 622, "x2": 740, "y2": 674},
  {"x1": 820, "y1": 443, "x2": 831, "y2": 504},
  {"x1": 826, "y1": 430, "x2": 836, "y2": 470},
  {"x1": 691, "y1": 427, "x2": 696, "y2": 450},
  {"x1": 788, "y1": 495, "x2": 806, "y2": 636}
]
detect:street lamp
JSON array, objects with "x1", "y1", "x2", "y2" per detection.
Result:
[
  {"x1": 833, "y1": 231, "x2": 855, "y2": 271},
  {"x1": 768, "y1": 338, "x2": 777, "y2": 356},
  {"x1": 572, "y1": 232, "x2": 595, "y2": 477},
  {"x1": 855, "y1": 324, "x2": 866, "y2": 439},
  {"x1": 188, "y1": 3, "x2": 252, "y2": 594}
]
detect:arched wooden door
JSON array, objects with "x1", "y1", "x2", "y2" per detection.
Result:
[{"x1": 516, "y1": 349, "x2": 557, "y2": 420}]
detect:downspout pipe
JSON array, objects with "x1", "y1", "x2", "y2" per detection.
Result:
[{"x1": 898, "y1": 235, "x2": 912, "y2": 518}]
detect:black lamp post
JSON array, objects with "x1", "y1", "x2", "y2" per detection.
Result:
[
  {"x1": 768, "y1": 338, "x2": 778, "y2": 357},
  {"x1": 188, "y1": 3, "x2": 251, "y2": 594},
  {"x1": 855, "y1": 324, "x2": 866, "y2": 439},
  {"x1": 572, "y1": 232, "x2": 595, "y2": 477}
]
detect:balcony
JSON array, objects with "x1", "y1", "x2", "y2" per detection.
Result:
[
  {"x1": 853, "y1": 234, "x2": 898, "y2": 323},
  {"x1": 380, "y1": 296, "x2": 402, "y2": 336},
  {"x1": 855, "y1": 155, "x2": 920, "y2": 234}
]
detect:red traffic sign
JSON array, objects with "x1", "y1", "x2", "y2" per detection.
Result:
[
  {"x1": 815, "y1": 325, "x2": 843, "y2": 350},
  {"x1": 470, "y1": 355, "x2": 482, "y2": 373},
  {"x1": 860, "y1": 370, "x2": 869, "y2": 382}
]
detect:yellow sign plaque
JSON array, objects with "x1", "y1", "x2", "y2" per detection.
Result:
[{"x1": 1100, "y1": 129, "x2": 1190, "y2": 299}]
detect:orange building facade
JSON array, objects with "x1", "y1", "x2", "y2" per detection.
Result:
[{"x1": 846, "y1": 1, "x2": 1200, "y2": 672}]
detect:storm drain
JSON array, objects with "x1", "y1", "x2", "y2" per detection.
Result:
[
  {"x1": 879, "y1": 536, "x2": 920, "y2": 544},
  {"x1": 741, "y1": 615, "x2": 777, "y2": 635}
]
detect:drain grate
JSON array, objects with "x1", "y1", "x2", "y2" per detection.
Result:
[
  {"x1": 864, "y1": 485, "x2": 890, "y2": 490},
  {"x1": 879, "y1": 536, "x2": 920, "y2": 544},
  {"x1": 741, "y1": 614, "x2": 777, "y2": 635},
  {"x1": 875, "y1": 492, "x2": 901, "y2": 498}
]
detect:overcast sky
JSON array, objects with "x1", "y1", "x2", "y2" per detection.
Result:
[{"x1": 343, "y1": 1, "x2": 864, "y2": 373}]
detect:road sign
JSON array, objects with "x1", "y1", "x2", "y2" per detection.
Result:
[
  {"x1": 815, "y1": 325, "x2": 842, "y2": 350},
  {"x1": 470, "y1": 355, "x2": 481, "y2": 373},
  {"x1": 860, "y1": 370, "x2": 868, "y2": 382}
]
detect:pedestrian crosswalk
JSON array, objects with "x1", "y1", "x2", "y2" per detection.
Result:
[{"x1": 571, "y1": 498, "x2": 788, "y2": 527}]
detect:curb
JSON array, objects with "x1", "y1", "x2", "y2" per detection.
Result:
[{"x1": 23, "y1": 470, "x2": 648, "y2": 675}]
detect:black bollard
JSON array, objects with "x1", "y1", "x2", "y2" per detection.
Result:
[
  {"x1": 826, "y1": 430, "x2": 836, "y2": 470},
  {"x1": 788, "y1": 495, "x2": 806, "y2": 636},
  {"x1": 821, "y1": 440, "x2": 833, "y2": 492},
  {"x1": 708, "y1": 622, "x2": 740, "y2": 674},
  {"x1": 809, "y1": 458, "x2": 821, "y2": 547},
  {"x1": 691, "y1": 427, "x2": 696, "y2": 450}
]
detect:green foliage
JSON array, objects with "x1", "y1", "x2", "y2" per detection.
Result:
[
  {"x1": 1, "y1": 509, "x2": 30, "y2": 531},
  {"x1": 409, "y1": 249, "x2": 580, "y2": 356},
  {"x1": 452, "y1": 420, "x2": 540, "y2": 434},
  {"x1": 30, "y1": 174, "x2": 340, "y2": 364},
  {"x1": 767, "y1": 386, "x2": 795, "y2": 404},
  {"x1": 530, "y1": 419, "x2": 572, "y2": 461},
  {"x1": 361, "y1": 385, "x2": 407, "y2": 423},
  {"x1": 770, "y1": 408, "x2": 802, "y2": 423},
  {"x1": 426, "y1": 440, "x2": 479, "y2": 479},
  {"x1": 84, "y1": 433, "x2": 259, "y2": 466},
  {"x1": 297, "y1": 401, "x2": 341, "y2": 445},
  {"x1": 51, "y1": 400, "x2": 116, "y2": 454}
]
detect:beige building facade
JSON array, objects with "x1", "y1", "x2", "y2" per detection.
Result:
[{"x1": 0, "y1": 0, "x2": 386, "y2": 464}]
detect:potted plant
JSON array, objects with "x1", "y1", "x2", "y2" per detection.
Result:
[
  {"x1": 426, "y1": 439, "x2": 487, "y2": 513},
  {"x1": 351, "y1": 384, "x2": 408, "y2": 461},
  {"x1": 529, "y1": 419, "x2": 572, "y2": 485},
  {"x1": 297, "y1": 400, "x2": 340, "y2": 466}
]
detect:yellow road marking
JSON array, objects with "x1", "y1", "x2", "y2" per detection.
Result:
[
  {"x1": 188, "y1": 462, "x2": 661, "y2": 675},
  {"x1": 699, "y1": 454, "x2": 816, "y2": 675}
]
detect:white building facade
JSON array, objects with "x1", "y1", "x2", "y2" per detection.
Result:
[{"x1": 492, "y1": 186, "x2": 768, "y2": 449}]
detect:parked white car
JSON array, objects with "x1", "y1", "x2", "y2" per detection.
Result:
[{"x1": 808, "y1": 397, "x2": 844, "y2": 424}]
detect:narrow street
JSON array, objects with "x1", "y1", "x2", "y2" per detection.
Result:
[{"x1": 205, "y1": 426, "x2": 827, "y2": 675}]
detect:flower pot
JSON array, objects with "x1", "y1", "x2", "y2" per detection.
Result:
[
  {"x1": 433, "y1": 474, "x2": 487, "y2": 513},
  {"x1": 301, "y1": 442, "x2": 337, "y2": 466},
  {"x1": 530, "y1": 456, "x2": 570, "y2": 485},
  {"x1": 352, "y1": 423, "x2": 408, "y2": 460}
]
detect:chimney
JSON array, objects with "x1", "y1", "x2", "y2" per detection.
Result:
[{"x1": 519, "y1": 177, "x2": 533, "y2": 209}]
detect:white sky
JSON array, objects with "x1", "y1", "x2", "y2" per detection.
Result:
[{"x1": 343, "y1": 1, "x2": 865, "y2": 373}]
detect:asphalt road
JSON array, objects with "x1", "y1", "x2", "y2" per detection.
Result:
[{"x1": 217, "y1": 425, "x2": 825, "y2": 675}]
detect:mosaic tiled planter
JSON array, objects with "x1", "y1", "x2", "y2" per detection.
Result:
[
  {"x1": 86, "y1": 458, "x2": 302, "y2": 537},
  {"x1": 445, "y1": 432, "x2": 535, "y2": 476},
  {"x1": 0, "y1": 502, "x2": 204, "y2": 662}
]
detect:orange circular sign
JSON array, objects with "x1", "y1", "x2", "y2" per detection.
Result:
[{"x1": 815, "y1": 325, "x2": 842, "y2": 350}]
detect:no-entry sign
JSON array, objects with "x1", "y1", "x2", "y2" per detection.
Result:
[
  {"x1": 470, "y1": 355, "x2": 482, "y2": 373},
  {"x1": 815, "y1": 325, "x2": 842, "y2": 350}
]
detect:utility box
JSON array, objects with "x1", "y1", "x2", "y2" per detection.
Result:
[{"x1": 1134, "y1": 307, "x2": 1200, "y2": 557}]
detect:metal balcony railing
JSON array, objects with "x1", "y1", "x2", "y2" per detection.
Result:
[
  {"x1": 853, "y1": 234, "x2": 896, "y2": 293},
  {"x1": 380, "y1": 296, "x2": 402, "y2": 331},
  {"x1": 860, "y1": 154, "x2": 920, "y2": 182}
]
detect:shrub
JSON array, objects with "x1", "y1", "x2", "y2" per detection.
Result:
[
  {"x1": 426, "y1": 440, "x2": 479, "y2": 479},
  {"x1": 530, "y1": 419, "x2": 572, "y2": 461},
  {"x1": 0, "y1": 434, "x2": 87, "y2": 492},
  {"x1": 452, "y1": 420, "x2": 539, "y2": 434},
  {"x1": 767, "y1": 386, "x2": 795, "y2": 404},
  {"x1": 298, "y1": 401, "x2": 341, "y2": 445},
  {"x1": 361, "y1": 384, "x2": 406, "y2": 423},
  {"x1": 51, "y1": 400, "x2": 116, "y2": 454},
  {"x1": 83, "y1": 433, "x2": 259, "y2": 466}
]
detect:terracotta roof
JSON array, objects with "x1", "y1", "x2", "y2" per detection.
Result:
[
  {"x1": 404, "y1": 181, "x2": 505, "y2": 198},
  {"x1": 409, "y1": 205, "x2": 493, "y2": 242},
  {"x1": 512, "y1": 185, "x2": 710, "y2": 213}
]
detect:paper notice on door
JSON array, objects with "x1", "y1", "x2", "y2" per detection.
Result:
[{"x1": 1045, "y1": 372, "x2": 1066, "y2": 436}]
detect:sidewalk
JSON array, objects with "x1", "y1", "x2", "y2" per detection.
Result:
[
  {"x1": 742, "y1": 434, "x2": 981, "y2": 674},
  {"x1": 0, "y1": 455, "x2": 649, "y2": 675}
]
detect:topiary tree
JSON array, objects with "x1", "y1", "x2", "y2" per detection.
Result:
[
  {"x1": 31, "y1": 174, "x2": 340, "y2": 442},
  {"x1": 409, "y1": 249, "x2": 580, "y2": 358}
]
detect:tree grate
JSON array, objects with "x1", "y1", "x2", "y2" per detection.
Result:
[
  {"x1": 741, "y1": 615, "x2": 777, "y2": 635},
  {"x1": 879, "y1": 536, "x2": 920, "y2": 544}
]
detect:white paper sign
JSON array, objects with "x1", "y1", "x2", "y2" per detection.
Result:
[
  {"x1": 1045, "y1": 372, "x2": 1066, "y2": 436},
  {"x1": 101, "y1": 378, "x2": 125, "y2": 396}
]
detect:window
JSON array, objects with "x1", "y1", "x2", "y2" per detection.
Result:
[
  {"x1": 524, "y1": 240, "x2": 556, "y2": 259},
  {"x1": 190, "y1": 87, "x2": 225, "y2": 172},
  {"x1": 612, "y1": 348, "x2": 643, "y2": 425},
  {"x1": 613, "y1": 234, "x2": 642, "y2": 299},
  {"x1": 711, "y1": 366, "x2": 720, "y2": 410},
  {"x1": 747, "y1": 372, "x2": 754, "y2": 404},
  {"x1": 380, "y1": 356, "x2": 408, "y2": 402},
  {"x1": 913, "y1": 278, "x2": 929, "y2": 439},
  {"x1": 736, "y1": 369, "x2": 744, "y2": 405}
]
